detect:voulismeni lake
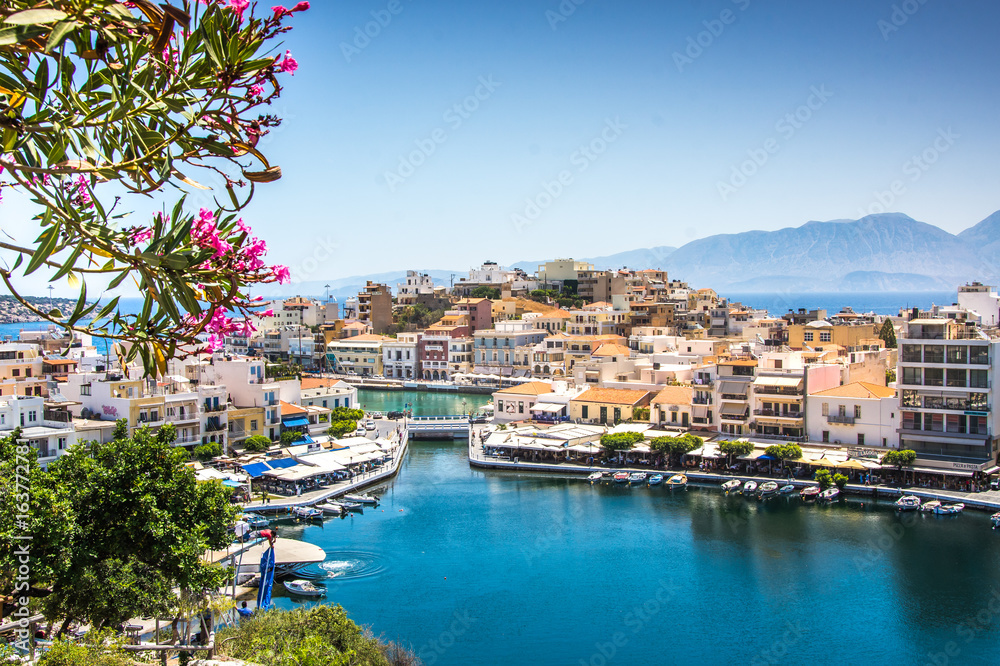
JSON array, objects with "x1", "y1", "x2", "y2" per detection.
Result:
[{"x1": 262, "y1": 390, "x2": 1000, "y2": 666}]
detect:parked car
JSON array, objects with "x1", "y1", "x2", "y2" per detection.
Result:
[
  {"x1": 353, "y1": 425, "x2": 367, "y2": 436},
  {"x1": 371, "y1": 411, "x2": 384, "y2": 419},
  {"x1": 364, "y1": 420, "x2": 377, "y2": 431},
  {"x1": 386, "y1": 411, "x2": 404, "y2": 420}
]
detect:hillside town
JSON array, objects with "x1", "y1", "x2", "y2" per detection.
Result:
[{"x1": 4, "y1": 261, "x2": 1000, "y2": 493}]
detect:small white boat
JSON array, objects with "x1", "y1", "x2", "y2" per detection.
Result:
[
  {"x1": 587, "y1": 472, "x2": 604, "y2": 483},
  {"x1": 721, "y1": 479, "x2": 742, "y2": 493},
  {"x1": 628, "y1": 472, "x2": 647, "y2": 484},
  {"x1": 992, "y1": 512, "x2": 1000, "y2": 529},
  {"x1": 778, "y1": 484, "x2": 796, "y2": 495},
  {"x1": 335, "y1": 501, "x2": 363, "y2": 513},
  {"x1": 241, "y1": 513, "x2": 269, "y2": 529},
  {"x1": 316, "y1": 503, "x2": 343, "y2": 515},
  {"x1": 933, "y1": 503, "x2": 964, "y2": 515},
  {"x1": 283, "y1": 579, "x2": 325, "y2": 597},
  {"x1": 666, "y1": 474, "x2": 687, "y2": 489},
  {"x1": 894, "y1": 496, "x2": 921, "y2": 512},
  {"x1": 291, "y1": 506, "x2": 323, "y2": 520},
  {"x1": 647, "y1": 474, "x2": 664, "y2": 486},
  {"x1": 613, "y1": 472, "x2": 629, "y2": 484},
  {"x1": 800, "y1": 486, "x2": 821, "y2": 500},
  {"x1": 344, "y1": 494, "x2": 379, "y2": 505},
  {"x1": 758, "y1": 481, "x2": 779, "y2": 497},
  {"x1": 743, "y1": 481, "x2": 758, "y2": 495},
  {"x1": 919, "y1": 500, "x2": 941, "y2": 513},
  {"x1": 819, "y1": 488, "x2": 840, "y2": 502}
]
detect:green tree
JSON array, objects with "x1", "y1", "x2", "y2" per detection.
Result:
[
  {"x1": 280, "y1": 429, "x2": 305, "y2": 446},
  {"x1": 764, "y1": 443, "x2": 803, "y2": 461},
  {"x1": 243, "y1": 435, "x2": 272, "y2": 453},
  {"x1": 882, "y1": 449, "x2": 916, "y2": 469},
  {"x1": 878, "y1": 319, "x2": 897, "y2": 349},
  {"x1": 0, "y1": 1, "x2": 307, "y2": 374},
  {"x1": 470, "y1": 286, "x2": 501, "y2": 300},
  {"x1": 833, "y1": 473, "x2": 849, "y2": 490},
  {"x1": 815, "y1": 468, "x2": 833, "y2": 490},
  {"x1": 719, "y1": 440, "x2": 753, "y2": 465},
  {"x1": 192, "y1": 441, "x2": 223, "y2": 461},
  {"x1": 633, "y1": 406, "x2": 650, "y2": 421},
  {"x1": 599, "y1": 431, "x2": 644, "y2": 456},
  {"x1": 327, "y1": 420, "x2": 358, "y2": 438},
  {"x1": 651, "y1": 433, "x2": 702, "y2": 466},
  {"x1": 331, "y1": 407, "x2": 365, "y2": 422},
  {"x1": 0, "y1": 423, "x2": 238, "y2": 635}
]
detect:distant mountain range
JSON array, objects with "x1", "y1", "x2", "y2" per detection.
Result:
[{"x1": 258, "y1": 211, "x2": 999, "y2": 298}]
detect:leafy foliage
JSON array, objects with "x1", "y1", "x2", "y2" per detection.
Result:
[
  {"x1": 192, "y1": 441, "x2": 222, "y2": 460},
  {"x1": 243, "y1": 434, "x2": 272, "y2": 452},
  {"x1": 650, "y1": 433, "x2": 702, "y2": 455},
  {"x1": 878, "y1": 319, "x2": 897, "y2": 349},
  {"x1": 882, "y1": 449, "x2": 916, "y2": 468},
  {"x1": 718, "y1": 440, "x2": 753, "y2": 459},
  {"x1": 470, "y1": 285, "x2": 500, "y2": 299},
  {"x1": 833, "y1": 473, "x2": 849, "y2": 489},
  {"x1": 0, "y1": 0, "x2": 308, "y2": 375},
  {"x1": 632, "y1": 406, "x2": 650, "y2": 421},
  {"x1": 764, "y1": 443, "x2": 802, "y2": 461},
  {"x1": 280, "y1": 429, "x2": 304, "y2": 445},
  {"x1": 599, "y1": 431, "x2": 644, "y2": 455},
  {"x1": 815, "y1": 468, "x2": 833, "y2": 490},
  {"x1": 327, "y1": 420, "x2": 358, "y2": 438}
]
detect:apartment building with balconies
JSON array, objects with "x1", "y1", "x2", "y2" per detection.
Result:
[
  {"x1": 715, "y1": 358, "x2": 756, "y2": 436},
  {"x1": 474, "y1": 320, "x2": 547, "y2": 377},
  {"x1": 806, "y1": 382, "x2": 898, "y2": 448},
  {"x1": 383, "y1": 332, "x2": 420, "y2": 379},
  {"x1": 0, "y1": 395, "x2": 76, "y2": 469}
]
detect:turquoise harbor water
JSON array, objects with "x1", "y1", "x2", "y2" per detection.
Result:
[{"x1": 265, "y1": 391, "x2": 1000, "y2": 665}]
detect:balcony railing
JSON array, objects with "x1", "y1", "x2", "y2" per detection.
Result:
[
  {"x1": 720, "y1": 412, "x2": 749, "y2": 421},
  {"x1": 42, "y1": 409, "x2": 71, "y2": 423},
  {"x1": 754, "y1": 387, "x2": 803, "y2": 396},
  {"x1": 692, "y1": 397, "x2": 712, "y2": 405},
  {"x1": 826, "y1": 414, "x2": 856, "y2": 425},
  {"x1": 720, "y1": 393, "x2": 748, "y2": 401},
  {"x1": 204, "y1": 420, "x2": 226, "y2": 432},
  {"x1": 754, "y1": 409, "x2": 803, "y2": 419},
  {"x1": 898, "y1": 427, "x2": 991, "y2": 441},
  {"x1": 203, "y1": 403, "x2": 227, "y2": 413}
]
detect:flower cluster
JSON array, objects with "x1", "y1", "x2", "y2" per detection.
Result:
[{"x1": 63, "y1": 175, "x2": 93, "y2": 208}]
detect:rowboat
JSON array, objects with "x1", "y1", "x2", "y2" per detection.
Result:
[
  {"x1": 778, "y1": 484, "x2": 796, "y2": 495},
  {"x1": 283, "y1": 579, "x2": 325, "y2": 597},
  {"x1": 628, "y1": 472, "x2": 647, "y2": 484},
  {"x1": 613, "y1": 472, "x2": 630, "y2": 484},
  {"x1": 799, "y1": 486, "x2": 821, "y2": 500},
  {"x1": 819, "y1": 488, "x2": 840, "y2": 501},
  {"x1": 666, "y1": 474, "x2": 687, "y2": 489},
  {"x1": 743, "y1": 481, "x2": 758, "y2": 495},
  {"x1": 291, "y1": 506, "x2": 323, "y2": 520},
  {"x1": 894, "y1": 496, "x2": 921, "y2": 512},
  {"x1": 758, "y1": 481, "x2": 779, "y2": 498},
  {"x1": 933, "y1": 503, "x2": 964, "y2": 515},
  {"x1": 721, "y1": 479, "x2": 742, "y2": 493},
  {"x1": 587, "y1": 472, "x2": 604, "y2": 483},
  {"x1": 919, "y1": 500, "x2": 941, "y2": 513},
  {"x1": 344, "y1": 494, "x2": 379, "y2": 505},
  {"x1": 647, "y1": 474, "x2": 664, "y2": 486}
]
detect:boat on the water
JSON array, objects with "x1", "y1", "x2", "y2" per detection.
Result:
[
  {"x1": 778, "y1": 484, "x2": 796, "y2": 495},
  {"x1": 800, "y1": 486, "x2": 821, "y2": 500},
  {"x1": 647, "y1": 474, "x2": 664, "y2": 486},
  {"x1": 316, "y1": 503, "x2": 343, "y2": 515},
  {"x1": 666, "y1": 474, "x2": 687, "y2": 489},
  {"x1": 819, "y1": 488, "x2": 840, "y2": 501},
  {"x1": 992, "y1": 512, "x2": 1000, "y2": 529},
  {"x1": 628, "y1": 472, "x2": 647, "y2": 484},
  {"x1": 588, "y1": 472, "x2": 604, "y2": 483},
  {"x1": 344, "y1": 494, "x2": 379, "y2": 505},
  {"x1": 283, "y1": 579, "x2": 325, "y2": 597},
  {"x1": 758, "y1": 481, "x2": 779, "y2": 497},
  {"x1": 920, "y1": 500, "x2": 941, "y2": 513},
  {"x1": 336, "y1": 501, "x2": 363, "y2": 513},
  {"x1": 721, "y1": 479, "x2": 742, "y2": 493},
  {"x1": 895, "y1": 496, "x2": 922, "y2": 512},
  {"x1": 241, "y1": 513, "x2": 269, "y2": 530},
  {"x1": 743, "y1": 481, "x2": 758, "y2": 495},
  {"x1": 291, "y1": 506, "x2": 323, "y2": 520},
  {"x1": 613, "y1": 472, "x2": 630, "y2": 483},
  {"x1": 933, "y1": 503, "x2": 964, "y2": 515}
]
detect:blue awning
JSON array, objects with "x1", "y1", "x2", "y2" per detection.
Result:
[
  {"x1": 283, "y1": 417, "x2": 309, "y2": 428},
  {"x1": 300, "y1": 435, "x2": 314, "y2": 444},
  {"x1": 223, "y1": 479, "x2": 244, "y2": 488},
  {"x1": 241, "y1": 462, "x2": 271, "y2": 479},
  {"x1": 266, "y1": 458, "x2": 298, "y2": 470},
  {"x1": 758, "y1": 454, "x2": 777, "y2": 461}
]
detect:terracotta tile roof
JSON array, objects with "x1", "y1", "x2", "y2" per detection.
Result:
[
  {"x1": 280, "y1": 400, "x2": 307, "y2": 416},
  {"x1": 651, "y1": 386, "x2": 693, "y2": 405},
  {"x1": 810, "y1": 382, "x2": 896, "y2": 399},
  {"x1": 592, "y1": 343, "x2": 631, "y2": 357},
  {"x1": 573, "y1": 388, "x2": 651, "y2": 405},
  {"x1": 300, "y1": 377, "x2": 348, "y2": 390},
  {"x1": 496, "y1": 381, "x2": 553, "y2": 396},
  {"x1": 331, "y1": 333, "x2": 389, "y2": 342}
]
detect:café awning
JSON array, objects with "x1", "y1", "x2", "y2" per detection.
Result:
[
  {"x1": 283, "y1": 417, "x2": 310, "y2": 428},
  {"x1": 530, "y1": 403, "x2": 565, "y2": 413},
  {"x1": 720, "y1": 404, "x2": 746, "y2": 416},
  {"x1": 754, "y1": 376, "x2": 803, "y2": 388}
]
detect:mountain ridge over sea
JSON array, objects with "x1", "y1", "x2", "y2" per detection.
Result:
[{"x1": 259, "y1": 211, "x2": 999, "y2": 297}]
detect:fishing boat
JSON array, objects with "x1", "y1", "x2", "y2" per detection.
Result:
[
  {"x1": 647, "y1": 474, "x2": 664, "y2": 486},
  {"x1": 721, "y1": 479, "x2": 742, "y2": 493},
  {"x1": 799, "y1": 486, "x2": 821, "y2": 500},
  {"x1": 992, "y1": 512, "x2": 1000, "y2": 529},
  {"x1": 283, "y1": 579, "x2": 326, "y2": 597},
  {"x1": 758, "y1": 481, "x2": 779, "y2": 498},
  {"x1": 819, "y1": 487, "x2": 840, "y2": 502},
  {"x1": 335, "y1": 500, "x2": 363, "y2": 513},
  {"x1": 613, "y1": 472, "x2": 630, "y2": 484},
  {"x1": 778, "y1": 484, "x2": 796, "y2": 495},
  {"x1": 742, "y1": 481, "x2": 758, "y2": 495},
  {"x1": 291, "y1": 506, "x2": 323, "y2": 520},
  {"x1": 628, "y1": 472, "x2": 648, "y2": 484},
  {"x1": 587, "y1": 472, "x2": 604, "y2": 483},
  {"x1": 919, "y1": 500, "x2": 941, "y2": 513},
  {"x1": 933, "y1": 503, "x2": 964, "y2": 515},
  {"x1": 316, "y1": 503, "x2": 343, "y2": 515},
  {"x1": 344, "y1": 494, "x2": 379, "y2": 505},
  {"x1": 241, "y1": 513, "x2": 270, "y2": 530},
  {"x1": 894, "y1": 496, "x2": 922, "y2": 512},
  {"x1": 666, "y1": 474, "x2": 687, "y2": 490}
]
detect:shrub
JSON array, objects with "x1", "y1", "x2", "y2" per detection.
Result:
[
  {"x1": 244, "y1": 435, "x2": 272, "y2": 453},
  {"x1": 280, "y1": 430, "x2": 305, "y2": 446},
  {"x1": 882, "y1": 449, "x2": 916, "y2": 468},
  {"x1": 833, "y1": 473, "x2": 849, "y2": 490},
  {"x1": 719, "y1": 440, "x2": 753, "y2": 460},
  {"x1": 192, "y1": 441, "x2": 223, "y2": 461},
  {"x1": 600, "y1": 431, "x2": 644, "y2": 455},
  {"x1": 764, "y1": 443, "x2": 803, "y2": 461},
  {"x1": 327, "y1": 420, "x2": 358, "y2": 438},
  {"x1": 815, "y1": 468, "x2": 833, "y2": 489}
]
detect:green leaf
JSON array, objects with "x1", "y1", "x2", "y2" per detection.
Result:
[
  {"x1": 0, "y1": 24, "x2": 47, "y2": 46},
  {"x1": 3, "y1": 8, "x2": 68, "y2": 25},
  {"x1": 25, "y1": 215, "x2": 59, "y2": 276},
  {"x1": 44, "y1": 19, "x2": 77, "y2": 52}
]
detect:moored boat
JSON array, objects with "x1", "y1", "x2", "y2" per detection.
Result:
[
  {"x1": 819, "y1": 487, "x2": 840, "y2": 502},
  {"x1": 894, "y1": 496, "x2": 921, "y2": 512},
  {"x1": 758, "y1": 481, "x2": 779, "y2": 497},
  {"x1": 241, "y1": 513, "x2": 270, "y2": 530},
  {"x1": 666, "y1": 474, "x2": 687, "y2": 489},
  {"x1": 992, "y1": 512, "x2": 1000, "y2": 529},
  {"x1": 336, "y1": 500, "x2": 363, "y2": 513},
  {"x1": 344, "y1": 494, "x2": 379, "y2": 505},
  {"x1": 283, "y1": 579, "x2": 325, "y2": 597},
  {"x1": 647, "y1": 474, "x2": 664, "y2": 486},
  {"x1": 291, "y1": 506, "x2": 323, "y2": 520},
  {"x1": 778, "y1": 484, "x2": 796, "y2": 495},
  {"x1": 743, "y1": 481, "x2": 758, "y2": 495},
  {"x1": 628, "y1": 472, "x2": 647, "y2": 484},
  {"x1": 721, "y1": 479, "x2": 742, "y2": 493},
  {"x1": 588, "y1": 472, "x2": 604, "y2": 483},
  {"x1": 613, "y1": 472, "x2": 630, "y2": 484},
  {"x1": 933, "y1": 503, "x2": 964, "y2": 515},
  {"x1": 316, "y1": 503, "x2": 343, "y2": 515},
  {"x1": 919, "y1": 500, "x2": 941, "y2": 513},
  {"x1": 800, "y1": 486, "x2": 821, "y2": 500}
]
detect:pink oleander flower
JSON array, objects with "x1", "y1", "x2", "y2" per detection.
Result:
[
  {"x1": 129, "y1": 227, "x2": 154, "y2": 245},
  {"x1": 277, "y1": 50, "x2": 298, "y2": 75},
  {"x1": 248, "y1": 83, "x2": 265, "y2": 97},
  {"x1": 228, "y1": 0, "x2": 250, "y2": 20},
  {"x1": 272, "y1": 265, "x2": 291, "y2": 284},
  {"x1": 261, "y1": 309, "x2": 275, "y2": 317},
  {"x1": 272, "y1": 2, "x2": 309, "y2": 18}
]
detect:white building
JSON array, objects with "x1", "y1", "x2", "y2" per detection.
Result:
[
  {"x1": 382, "y1": 333, "x2": 420, "y2": 379},
  {"x1": 299, "y1": 379, "x2": 357, "y2": 411},
  {"x1": 807, "y1": 382, "x2": 899, "y2": 448},
  {"x1": 0, "y1": 395, "x2": 76, "y2": 468},
  {"x1": 958, "y1": 283, "x2": 1000, "y2": 328},
  {"x1": 397, "y1": 271, "x2": 436, "y2": 299}
]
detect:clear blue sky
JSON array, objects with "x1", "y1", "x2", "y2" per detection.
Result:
[{"x1": 6, "y1": 0, "x2": 999, "y2": 296}]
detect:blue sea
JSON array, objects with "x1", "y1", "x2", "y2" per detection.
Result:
[{"x1": 721, "y1": 291, "x2": 954, "y2": 316}]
